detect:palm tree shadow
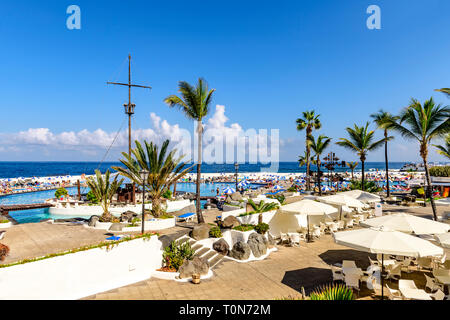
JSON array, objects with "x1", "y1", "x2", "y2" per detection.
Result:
[{"x1": 281, "y1": 267, "x2": 333, "y2": 295}]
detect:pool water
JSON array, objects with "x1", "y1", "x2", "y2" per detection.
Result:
[{"x1": 0, "y1": 182, "x2": 257, "y2": 224}]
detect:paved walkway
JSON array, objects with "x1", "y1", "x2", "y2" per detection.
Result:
[{"x1": 82, "y1": 234, "x2": 387, "y2": 300}]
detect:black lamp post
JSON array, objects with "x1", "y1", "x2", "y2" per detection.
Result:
[
  {"x1": 234, "y1": 163, "x2": 239, "y2": 191},
  {"x1": 139, "y1": 169, "x2": 149, "y2": 234}
]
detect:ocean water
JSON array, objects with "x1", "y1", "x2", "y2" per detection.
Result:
[
  {"x1": 0, "y1": 161, "x2": 408, "y2": 179},
  {"x1": 0, "y1": 161, "x2": 407, "y2": 224}
]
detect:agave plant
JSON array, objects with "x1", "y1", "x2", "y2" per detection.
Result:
[
  {"x1": 85, "y1": 169, "x2": 124, "y2": 222},
  {"x1": 247, "y1": 199, "x2": 280, "y2": 224},
  {"x1": 309, "y1": 283, "x2": 354, "y2": 300}
]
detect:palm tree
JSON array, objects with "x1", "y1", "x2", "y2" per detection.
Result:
[
  {"x1": 370, "y1": 110, "x2": 399, "y2": 197},
  {"x1": 308, "y1": 135, "x2": 332, "y2": 196},
  {"x1": 164, "y1": 78, "x2": 215, "y2": 224},
  {"x1": 435, "y1": 88, "x2": 450, "y2": 97},
  {"x1": 247, "y1": 199, "x2": 280, "y2": 224},
  {"x1": 336, "y1": 123, "x2": 386, "y2": 191},
  {"x1": 433, "y1": 134, "x2": 450, "y2": 160},
  {"x1": 296, "y1": 111, "x2": 321, "y2": 192},
  {"x1": 385, "y1": 97, "x2": 450, "y2": 221},
  {"x1": 113, "y1": 139, "x2": 193, "y2": 218},
  {"x1": 346, "y1": 161, "x2": 359, "y2": 180},
  {"x1": 86, "y1": 169, "x2": 124, "y2": 222}
]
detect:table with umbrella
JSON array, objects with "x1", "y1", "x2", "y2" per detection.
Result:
[{"x1": 332, "y1": 226, "x2": 444, "y2": 299}]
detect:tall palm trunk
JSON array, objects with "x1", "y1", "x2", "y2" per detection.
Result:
[
  {"x1": 351, "y1": 169, "x2": 354, "y2": 180},
  {"x1": 361, "y1": 160, "x2": 365, "y2": 191},
  {"x1": 317, "y1": 157, "x2": 322, "y2": 196},
  {"x1": 173, "y1": 181, "x2": 177, "y2": 197},
  {"x1": 384, "y1": 130, "x2": 390, "y2": 197},
  {"x1": 196, "y1": 120, "x2": 205, "y2": 223},
  {"x1": 422, "y1": 156, "x2": 438, "y2": 221}
]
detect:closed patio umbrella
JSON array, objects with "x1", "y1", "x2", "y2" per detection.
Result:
[
  {"x1": 318, "y1": 194, "x2": 365, "y2": 208},
  {"x1": 340, "y1": 190, "x2": 381, "y2": 203},
  {"x1": 279, "y1": 199, "x2": 338, "y2": 216},
  {"x1": 333, "y1": 226, "x2": 444, "y2": 299},
  {"x1": 360, "y1": 213, "x2": 450, "y2": 235}
]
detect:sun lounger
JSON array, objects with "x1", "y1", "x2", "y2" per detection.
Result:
[{"x1": 177, "y1": 212, "x2": 196, "y2": 222}]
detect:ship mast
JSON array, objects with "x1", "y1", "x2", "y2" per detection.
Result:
[{"x1": 107, "y1": 54, "x2": 152, "y2": 204}]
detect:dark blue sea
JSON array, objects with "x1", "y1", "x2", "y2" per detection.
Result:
[{"x1": 0, "y1": 161, "x2": 407, "y2": 179}]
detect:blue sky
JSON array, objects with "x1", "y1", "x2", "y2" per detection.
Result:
[{"x1": 0, "y1": 0, "x2": 449, "y2": 162}]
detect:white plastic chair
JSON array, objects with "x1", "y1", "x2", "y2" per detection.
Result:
[
  {"x1": 289, "y1": 233, "x2": 301, "y2": 247},
  {"x1": 312, "y1": 226, "x2": 321, "y2": 238},
  {"x1": 399, "y1": 279, "x2": 418, "y2": 290},
  {"x1": 430, "y1": 289, "x2": 446, "y2": 300},
  {"x1": 424, "y1": 274, "x2": 444, "y2": 292},
  {"x1": 331, "y1": 266, "x2": 344, "y2": 282},
  {"x1": 344, "y1": 218, "x2": 354, "y2": 228},
  {"x1": 384, "y1": 263, "x2": 402, "y2": 281},
  {"x1": 280, "y1": 232, "x2": 290, "y2": 244},
  {"x1": 386, "y1": 284, "x2": 403, "y2": 300},
  {"x1": 344, "y1": 274, "x2": 360, "y2": 292}
]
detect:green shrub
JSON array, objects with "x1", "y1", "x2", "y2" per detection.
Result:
[
  {"x1": 159, "y1": 214, "x2": 174, "y2": 219},
  {"x1": 255, "y1": 222, "x2": 269, "y2": 234},
  {"x1": 127, "y1": 217, "x2": 141, "y2": 227},
  {"x1": 232, "y1": 224, "x2": 255, "y2": 232},
  {"x1": 162, "y1": 240, "x2": 194, "y2": 271},
  {"x1": 429, "y1": 166, "x2": 450, "y2": 177},
  {"x1": 86, "y1": 190, "x2": 99, "y2": 204},
  {"x1": 309, "y1": 283, "x2": 354, "y2": 300},
  {"x1": 162, "y1": 189, "x2": 173, "y2": 199},
  {"x1": 348, "y1": 180, "x2": 381, "y2": 193},
  {"x1": 54, "y1": 187, "x2": 68, "y2": 199},
  {"x1": 287, "y1": 186, "x2": 297, "y2": 192},
  {"x1": 209, "y1": 226, "x2": 223, "y2": 238},
  {"x1": 0, "y1": 220, "x2": 10, "y2": 224}
]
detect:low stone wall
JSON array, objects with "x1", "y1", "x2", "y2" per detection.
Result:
[{"x1": 0, "y1": 236, "x2": 163, "y2": 300}]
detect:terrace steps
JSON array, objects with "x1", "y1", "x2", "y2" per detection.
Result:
[{"x1": 177, "y1": 235, "x2": 225, "y2": 270}]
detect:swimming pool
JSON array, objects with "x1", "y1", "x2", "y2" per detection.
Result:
[{"x1": 0, "y1": 182, "x2": 258, "y2": 224}]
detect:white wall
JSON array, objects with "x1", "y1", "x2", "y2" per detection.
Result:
[
  {"x1": 0, "y1": 236, "x2": 163, "y2": 300},
  {"x1": 48, "y1": 199, "x2": 194, "y2": 217}
]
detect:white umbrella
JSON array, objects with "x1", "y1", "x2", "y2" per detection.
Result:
[
  {"x1": 279, "y1": 200, "x2": 338, "y2": 216},
  {"x1": 318, "y1": 194, "x2": 365, "y2": 208},
  {"x1": 273, "y1": 185, "x2": 284, "y2": 190},
  {"x1": 434, "y1": 233, "x2": 450, "y2": 249},
  {"x1": 333, "y1": 226, "x2": 444, "y2": 258},
  {"x1": 360, "y1": 213, "x2": 450, "y2": 235},
  {"x1": 341, "y1": 190, "x2": 381, "y2": 203},
  {"x1": 333, "y1": 226, "x2": 444, "y2": 299}
]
